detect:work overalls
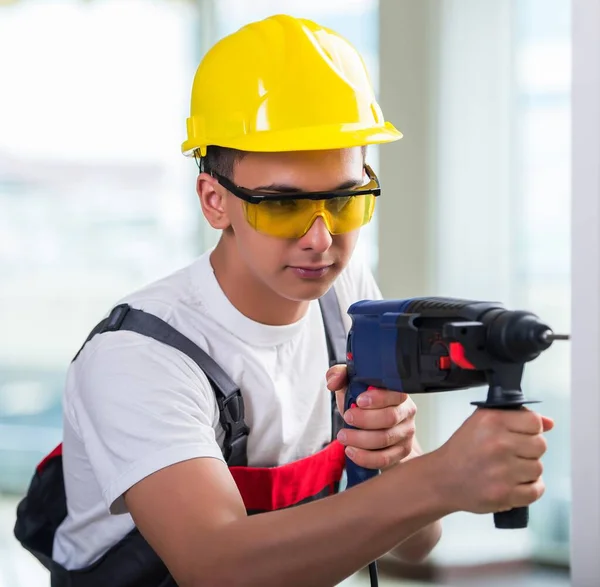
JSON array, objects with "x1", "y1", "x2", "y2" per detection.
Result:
[{"x1": 13, "y1": 287, "x2": 347, "y2": 587}]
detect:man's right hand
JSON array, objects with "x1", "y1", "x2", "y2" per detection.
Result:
[{"x1": 432, "y1": 407, "x2": 554, "y2": 515}]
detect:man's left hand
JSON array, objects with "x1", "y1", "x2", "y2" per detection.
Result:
[{"x1": 326, "y1": 364, "x2": 418, "y2": 471}]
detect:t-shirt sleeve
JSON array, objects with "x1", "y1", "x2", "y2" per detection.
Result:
[{"x1": 68, "y1": 330, "x2": 225, "y2": 515}]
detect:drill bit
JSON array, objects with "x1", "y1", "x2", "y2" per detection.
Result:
[{"x1": 539, "y1": 330, "x2": 570, "y2": 343}]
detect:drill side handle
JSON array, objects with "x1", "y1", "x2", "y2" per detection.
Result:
[
  {"x1": 488, "y1": 404, "x2": 530, "y2": 530},
  {"x1": 472, "y1": 375, "x2": 538, "y2": 530},
  {"x1": 495, "y1": 505, "x2": 529, "y2": 529},
  {"x1": 344, "y1": 380, "x2": 380, "y2": 488}
]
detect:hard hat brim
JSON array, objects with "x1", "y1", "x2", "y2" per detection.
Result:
[{"x1": 181, "y1": 121, "x2": 403, "y2": 157}]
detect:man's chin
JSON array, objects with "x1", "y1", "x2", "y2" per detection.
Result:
[{"x1": 279, "y1": 266, "x2": 340, "y2": 302}]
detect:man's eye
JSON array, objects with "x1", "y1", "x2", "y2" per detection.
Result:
[
  {"x1": 261, "y1": 199, "x2": 299, "y2": 210},
  {"x1": 326, "y1": 196, "x2": 353, "y2": 213}
]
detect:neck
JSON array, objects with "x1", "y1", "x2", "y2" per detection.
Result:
[{"x1": 209, "y1": 235, "x2": 309, "y2": 326}]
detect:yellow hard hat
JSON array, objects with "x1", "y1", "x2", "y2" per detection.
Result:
[{"x1": 181, "y1": 14, "x2": 402, "y2": 157}]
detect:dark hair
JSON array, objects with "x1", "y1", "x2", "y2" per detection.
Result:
[
  {"x1": 195, "y1": 146, "x2": 247, "y2": 179},
  {"x1": 195, "y1": 145, "x2": 368, "y2": 180}
]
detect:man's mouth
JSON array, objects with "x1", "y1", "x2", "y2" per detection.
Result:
[{"x1": 287, "y1": 264, "x2": 334, "y2": 279}]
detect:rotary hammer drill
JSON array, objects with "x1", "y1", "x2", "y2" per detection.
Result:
[{"x1": 343, "y1": 296, "x2": 569, "y2": 530}]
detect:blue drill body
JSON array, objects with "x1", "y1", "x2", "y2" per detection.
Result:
[{"x1": 343, "y1": 296, "x2": 566, "y2": 529}]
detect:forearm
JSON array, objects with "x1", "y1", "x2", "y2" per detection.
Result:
[
  {"x1": 389, "y1": 519, "x2": 442, "y2": 563},
  {"x1": 389, "y1": 442, "x2": 443, "y2": 563},
  {"x1": 183, "y1": 453, "x2": 451, "y2": 587}
]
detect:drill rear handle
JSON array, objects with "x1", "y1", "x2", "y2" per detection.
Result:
[{"x1": 343, "y1": 381, "x2": 380, "y2": 488}]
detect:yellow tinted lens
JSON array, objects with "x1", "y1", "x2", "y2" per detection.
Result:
[
  {"x1": 244, "y1": 199, "x2": 316, "y2": 238},
  {"x1": 243, "y1": 195, "x2": 376, "y2": 238},
  {"x1": 325, "y1": 195, "x2": 375, "y2": 234}
]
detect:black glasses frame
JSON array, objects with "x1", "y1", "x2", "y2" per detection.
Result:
[{"x1": 206, "y1": 164, "x2": 381, "y2": 204}]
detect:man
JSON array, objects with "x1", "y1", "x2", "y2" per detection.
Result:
[{"x1": 31, "y1": 14, "x2": 551, "y2": 587}]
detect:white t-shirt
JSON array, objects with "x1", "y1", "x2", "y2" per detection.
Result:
[{"x1": 52, "y1": 249, "x2": 382, "y2": 570}]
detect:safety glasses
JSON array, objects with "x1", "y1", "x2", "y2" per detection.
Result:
[{"x1": 211, "y1": 164, "x2": 381, "y2": 239}]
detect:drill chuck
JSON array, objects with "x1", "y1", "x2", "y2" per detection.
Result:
[{"x1": 486, "y1": 310, "x2": 569, "y2": 364}]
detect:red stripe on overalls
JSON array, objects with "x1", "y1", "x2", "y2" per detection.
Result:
[
  {"x1": 229, "y1": 440, "x2": 346, "y2": 512},
  {"x1": 36, "y1": 440, "x2": 346, "y2": 513},
  {"x1": 37, "y1": 443, "x2": 63, "y2": 473}
]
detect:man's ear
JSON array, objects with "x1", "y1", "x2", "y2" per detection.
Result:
[{"x1": 196, "y1": 173, "x2": 231, "y2": 230}]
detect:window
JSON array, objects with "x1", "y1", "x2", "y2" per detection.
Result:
[
  {"x1": 513, "y1": 0, "x2": 571, "y2": 564},
  {"x1": 426, "y1": 0, "x2": 571, "y2": 566},
  {"x1": 0, "y1": 0, "x2": 201, "y2": 494}
]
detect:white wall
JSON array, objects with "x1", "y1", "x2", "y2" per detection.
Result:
[{"x1": 571, "y1": 0, "x2": 600, "y2": 584}]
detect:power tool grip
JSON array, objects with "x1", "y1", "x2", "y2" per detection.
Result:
[
  {"x1": 486, "y1": 404, "x2": 530, "y2": 529},
  {"x1": 494, "y1": 507, "x2": 529, "y2": 529},
  {"x1": 344, "y1": 380, "x2": 380, "y2": 488}
]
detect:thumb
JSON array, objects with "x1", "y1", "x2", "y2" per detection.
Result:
[
  {"x1": 326, "y1": 364, "x2": 348, "y2": 391},
  {"x1": 541, "y1": 415, "x2": 555, "y2": 432},
  {"x1": 326, "y1": 364, "x2": 348, "y2": 416},
  {"x1": 334, "y1": 388, "x2": 347, "y2": 417}
]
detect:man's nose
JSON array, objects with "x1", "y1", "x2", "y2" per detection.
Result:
[{"x1": 298, "y1": 215, "x2": 333, "y2": 252}]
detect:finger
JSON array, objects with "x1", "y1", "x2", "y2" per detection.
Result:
[
  {"x1": 541, "y1": 415, "x2": 554, "y2": 432},
  {"x1": 512, "y1": 433, "x2": 547, "y2": 460},
  {"x1": 345, "y1": 441, "x2": 412, "y2": 470},
  {"x1": 509, "y1": 478, "x2": 546, "y2": 508},
  {"x1": 511, "y1": 457, "x2": 544, "y2": 484},
  {"x1": 345, "y1": 402, "x2": 416, "y2": 430},
  {"x1": 355, "y1": 388, "x2": 410, "y2": 409},
  {"x1": 326, "y1": 364, "x2": 348, "y2": 391},
  {"x1": 505, "y1": 409, "x2": 544, "y2": 435},
  {"x1": 337, "y1": 421, "x2": 415, "y2": 451}
]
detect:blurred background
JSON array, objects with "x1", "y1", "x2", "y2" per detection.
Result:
[{"x1": 0, "y1": 0, "x2": 571, "y2": 585}]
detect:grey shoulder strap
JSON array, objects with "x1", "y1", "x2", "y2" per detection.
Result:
[
  {"x1": 319, "y1": 286, "x2": 347, "y2": 367},
  {"x1": 72, "y1": 303, "x2": 250, "y2": 466},
  {"x1": 319, "y1": 286, "x2": 348, "y2": 440}
]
